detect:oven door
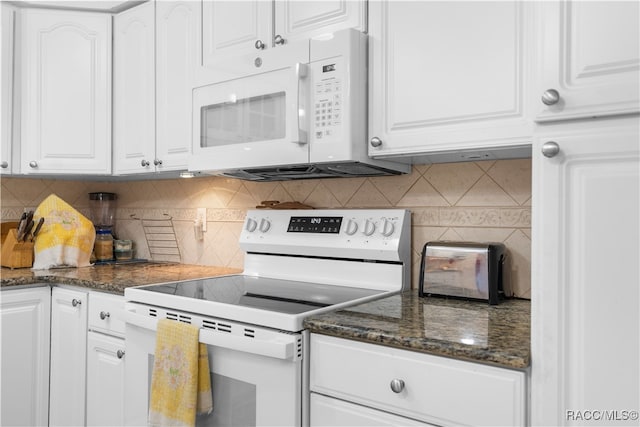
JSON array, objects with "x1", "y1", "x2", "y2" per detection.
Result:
[
  {"x1": 190, "y1": 63, "x2": 310, "y2": 173},
  {"x1": 124, "y1": 304, "x2": 304, "y2": 427}
]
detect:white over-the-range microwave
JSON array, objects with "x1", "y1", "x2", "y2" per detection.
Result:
[{"x1": 189, "y1": 29, "x2": 409, "y2": 181}]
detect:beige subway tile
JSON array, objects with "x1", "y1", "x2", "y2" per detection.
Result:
[
  {"x1": 424, "y1": 162, "x2": 484, "y2": 205},
  {"x1": 345, "y1": 180, "x2": 392, "y2": 207},
  {"x1": 456, "y1": 175, "x2": 518, "y2": 206},
  {"x1": 322, "y1": 177, "x2": 365, "y2": 206},
  {"x1": 397, "y1": 178, "x2": 449, "y2": 207},
  {"x1": 370, "y1": 168, "x2": 421, "y2": 205},
  {"x1": 486, "y1": 159, "x2": 532, "y2": 205}
]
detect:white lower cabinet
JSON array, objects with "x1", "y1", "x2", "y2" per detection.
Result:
[
  {"x1": 49, "y1": 287, "x2": 88, "y2": 427},
  {"x1": 0, "y1": 286, "x2": 51, "y2": 427},
  {"x1": 531, "y1": 117, "x2": 639, "y2": 425},
  {"x1": 310, "y1": 334, "x2": 527, "y2": 427},
  {"x1": 11, "y1": 286, "x2": 127, "y2": 427},
  {"x1": 86, "y1": 332, "x2": 126, "y2": 426},
  {"x1": 86, "y1": 291, "x2": 126, "y2": 426},
  {"x1": 311, "y1": 393, "x2": 432, "y2": 427}
]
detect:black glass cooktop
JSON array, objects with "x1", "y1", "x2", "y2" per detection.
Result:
[{"x1": 142, "y1": 274, "x2": 384, "y2": 315}]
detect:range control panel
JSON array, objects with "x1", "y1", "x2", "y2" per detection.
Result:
[{"x1": 240, "y1": 209, "x2": 411, "y2": 262}]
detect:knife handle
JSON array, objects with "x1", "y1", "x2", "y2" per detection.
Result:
[
  {"x1": 20, "y1": 220, "x2": 34, "y2": 242},
  {"x1": 31, "y1": 217, "x2": 45, "y2": 241},
  {"x1": 16, "y1": 212, "x2": 27, "y2": 238}
]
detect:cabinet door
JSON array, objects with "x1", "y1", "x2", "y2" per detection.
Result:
[
  {"x1": 200, "y1": 0, "x2": 272, "y2": 81},
  {"x1": 531, "y1": 117, "x2": 639, "y2": 425},
  {"x1": 368, "y1": 1, "x2": 534, "y2": 159},
  {"x1": 113, "y1": 1, "x2": 156, "y2": 175},
  {"x1": 19, "y1": 9, "x2": 111, "y2": 175},
  {"x1": 1, "y1": 3, "x2": 14, "y2": 174},
  {"x1": 534, "y1": 1, "x2": 640, "y2": 121},
  {"x1": 155, "y1": 1, "x2": 198, "y2": 172},
  {"x1": 86, "y1": 332, "x2": 126, "y2": 427},
  {"x1": 0, "y1": 287, "x2": 51, "y2": 427},
  {"x1": 49, "y1": 287, "x2": 88, "y2": 427},
  {"x1": 274, "y1": 0, "x2": 366, "y2": 43}
]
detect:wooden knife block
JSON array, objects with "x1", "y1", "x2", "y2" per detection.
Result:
[{"x1": 1, "y1": 229, "x2": 34, "y2": 269}]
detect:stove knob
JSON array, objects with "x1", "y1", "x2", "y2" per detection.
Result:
[
  {"x1": 381, "y1": 218, "x2": 395, "y2": 237},
  {"x1": 245, "y1": 218, "x2": 258, "y2": 232},
  {"x1": 363, "y1": 219, "x2": 376, "y2": 236},
  {"x1": 345, "y1": 219, "x2": 358, "y2": 235},
  {"x1": 259, "y1": 218, "x2": 271, "y2": 233}
]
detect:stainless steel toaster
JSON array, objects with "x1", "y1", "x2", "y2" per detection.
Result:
[{"x1": 418, "y1": 241, "x2": 509, "y2": 305}]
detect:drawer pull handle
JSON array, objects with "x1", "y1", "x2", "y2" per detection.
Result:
[
  {"x1": 100, "y1": 311, "x2": 110, "y2": 320},
  {"x1": 72, "y1": 298, "x2": 81, "y2": 307},
  {"x1": 117, "y1": 350, "x2": 125, "y2": 359},
  {"x1": 390, "y1": 378, "x2": 405, "y2": 393}
]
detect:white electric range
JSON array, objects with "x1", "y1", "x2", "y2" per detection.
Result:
[{"x1": 124, "y1": 209, "x2": 411, "y2": 427}]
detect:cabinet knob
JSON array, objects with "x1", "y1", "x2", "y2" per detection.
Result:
[
  {"x1": 541, "y1": 141, "x2": 560, "y2": 158},
  {"x1": 72, "y1": 298, "x2": 82, "y2": 307},
  {"x1": 29, "y1": 161, "x2": 38, "y2": 168},
  {"x1": 1, "y1": 161, "x2": 8, "y2": 168},
  {"x1": 117, "y1": 350, "x2": 125, "y2": 359},
  {"x1": 141, "y1": 159, "x2": 150, "y2": 167},
  {"x1": 154, "y1": 159, "x2": 163, "y2": 166},
  {"x1": 541, "y1": 89, "x2": 560, "y2": 106},
  {"x1": 370, "y1": 137, "x2": 383, "y2": 148},
  {"x1": 255, "y1": 39, "x2": 265, "y2": 50},
  {"x1": 274, "y1": 34, "x2": 286, "y2": 46},
  {"x1": 390, "y1": 378, "x2": 405, "y2": 393},
  {"x1": 100, "y1": 311, "x2": 110, "y2": 320}
]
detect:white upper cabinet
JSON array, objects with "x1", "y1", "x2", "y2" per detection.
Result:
[
  {"x1": 200, "y1": 0, "x2": 272, "y2": 74},
  {"x1": 114, "y1": 1, "x2": 197, "y2": 175},
  {"x1": 1, "y1": 3, "x2": 14, "y2": 175},
  {"x1": 155, "y1": 1, "x2": 198, "y2": 172},
  {"x1": 534, "y1": 1, "x2": 640, "y2": 122},
  {"x1": 19, "y1": 9, "x2": 111, "y2": 175},
  {"x1": 273, "y1": 0, "x2": 366, "y2": 43},
  {"x1": 198, "y1": 0, "x2": 365, "y2": 85},
  {"x1": 113, "y1": 1, "x2": 155, "y2": 175},
  {"x1": 368, "y1": 1, "x2": 535, "y2": 161}
]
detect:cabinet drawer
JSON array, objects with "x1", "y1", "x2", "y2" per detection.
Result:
[
  {"x1": 88, "y1": 292, "x2": 125, "y2": 337},
  {"x1": 311, "y1": 393, "x2": 432, "y2": 427},
  {"x1": 310, "y1": 334, "x2": 526, "y2": 426}
]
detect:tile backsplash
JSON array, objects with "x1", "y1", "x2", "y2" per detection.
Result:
[{"x1": 0, "y1": 159, "x2": 531, "y2": 298}]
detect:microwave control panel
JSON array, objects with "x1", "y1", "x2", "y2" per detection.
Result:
[{"x1": 312, "y1": 57, "x2": 344, "y2": 142}]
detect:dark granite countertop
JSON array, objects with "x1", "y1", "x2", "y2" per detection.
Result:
[
  {"x1": 303, "y1": 290, "x2": 530, "y2": 370},
  {"x1": 3, "y1": 265, "x2": 530, "y2": 369},
  {"x1": 0, "y1": 263, "x2": 242, "y2": 295}
]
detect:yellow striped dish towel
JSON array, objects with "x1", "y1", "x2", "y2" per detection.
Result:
[{"x1": 149, "y1": 319, "x2": 213, "y2": 427}]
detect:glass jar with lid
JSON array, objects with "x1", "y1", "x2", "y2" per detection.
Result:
[{"x1": 94, "y1": 229, "x2": 114, "y2": 261}]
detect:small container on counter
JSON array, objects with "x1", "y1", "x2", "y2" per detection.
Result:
[
  {"x1": 114, "y1": 239, "x2": 133, "y2": 261},
  {"x1": 94, "y1": 229, "x2": 114, "y2": 261}
]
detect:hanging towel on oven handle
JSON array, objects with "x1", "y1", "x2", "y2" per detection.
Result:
[{"x1": 148, "y1": 319, "x2": 213, "y2": 427}]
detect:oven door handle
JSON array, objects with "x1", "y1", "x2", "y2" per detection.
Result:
[{"x1": 125, "y1": 310, "x2": 298, "y2": 361}]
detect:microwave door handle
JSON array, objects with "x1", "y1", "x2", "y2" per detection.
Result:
[
  {"x1": 124, "y1": 309, "x2": 296, "y2": 361},
  {"x1": 295, "y1": 63, "x2": 308, "y2": 144}
]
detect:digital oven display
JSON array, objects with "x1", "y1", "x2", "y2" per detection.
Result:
[{"x1": 287, "y1": 216, "x2": 342, "y2": 233}]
